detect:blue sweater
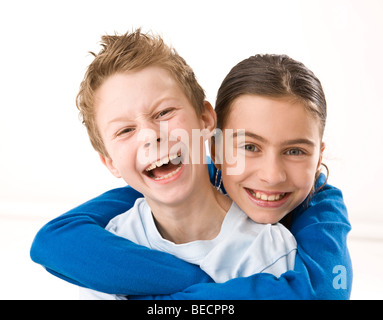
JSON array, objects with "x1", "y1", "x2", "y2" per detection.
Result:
[{"x1": 30, "y1": 165, "x2": 352, "y2": 299}]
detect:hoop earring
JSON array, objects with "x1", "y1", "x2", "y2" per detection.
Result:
[
  {"x1": 307, "y1": 163, "x2": 330, "y2": 206},
  {"x1": 215, "y1": 169, "x2": 222, "y2": 191}
]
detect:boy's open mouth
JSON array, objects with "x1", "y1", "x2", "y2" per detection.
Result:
[{"x1": 144, "y1": 152, "x2": 183, "y2": 181}]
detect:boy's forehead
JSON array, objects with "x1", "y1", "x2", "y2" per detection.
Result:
[
  {"x1": 96, "y1": 68, "x2": 184, "y2": 110},
  {"x1": 94, "y1": 67, "x2": 198, "y2": 129}
]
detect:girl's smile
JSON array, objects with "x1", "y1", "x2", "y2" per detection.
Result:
[{"x1": 245, "y1": 188, "x2": 291, "y2": 208}]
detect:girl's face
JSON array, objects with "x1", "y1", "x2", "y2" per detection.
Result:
[{"x1": 219, "y1": 95, "x2": 324, "y2": 224}]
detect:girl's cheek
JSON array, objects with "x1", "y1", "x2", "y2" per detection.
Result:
[{"x1": 222, "y1": 138, "x2": 247, "y2": 176}]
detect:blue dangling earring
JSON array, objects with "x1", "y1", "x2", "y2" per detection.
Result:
[{"x1": 215, "y1": 169, "x2": 222, "y2": 191}]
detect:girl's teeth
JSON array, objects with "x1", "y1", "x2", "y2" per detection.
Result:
[
  {"x1": 250, "y1": 190, "x2": 286, "y2": 202},
  {"x1": 261, "y1": 194, "x2": 268, "y2": 201}
]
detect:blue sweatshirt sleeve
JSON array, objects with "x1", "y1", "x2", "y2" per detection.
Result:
[
  {"x1": 30, "y1": 186, "x2": 213, "y2": 295},
  {"x1": 130, "y1": 175, "x2": 353, "y2": 300}
]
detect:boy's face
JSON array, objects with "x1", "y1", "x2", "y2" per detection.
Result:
[
  {"x1": 95, "y1": 66, "x2": 215, "y2": 207},
  {"x1": 218, "y1": 95, "x2": 324, "y2": 224}
]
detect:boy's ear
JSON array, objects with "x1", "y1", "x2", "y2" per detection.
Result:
[
  {"x1": 202, "y1": 100, "x2": 221, "y2": 170},
  {"x1": 99, "y1": 154, "x2": 122, "y2": 178},
  {"x1": 200, "y1": 101, "x2": 217, "y2": 133}
]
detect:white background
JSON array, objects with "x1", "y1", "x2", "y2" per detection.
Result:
[{"x1": 1, "y1": 0, "x2": 382, "y2": 299}]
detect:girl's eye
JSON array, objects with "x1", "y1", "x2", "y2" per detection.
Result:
[
  {"x1": 243, "y1": 144, "x2": 259, "y2": 152},
  {"x1": 285, "y1": 148, "x2": 304, "y2": 156}
]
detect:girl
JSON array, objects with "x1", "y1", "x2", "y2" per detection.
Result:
[
  {"x1": 214, "y1": 54, "x2": 327, "y2": 226},
  {"x1": 31, "y1": 54, "x2": 352, "y2": 299}
]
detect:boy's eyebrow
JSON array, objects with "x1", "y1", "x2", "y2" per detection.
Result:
[
  {"x1": 232, "y1": 131, "x2": 316, "y2": 147},
  {"x1": 107, "y1": 116, "x2": 131, "y2": 125},
  {"x1": 106, "y1": 97, "x2": 178, "y2": 126}
]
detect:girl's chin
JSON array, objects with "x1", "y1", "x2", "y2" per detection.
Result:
[{"x1": 246, "y1": 210, "x2": 287, "y2": 224}]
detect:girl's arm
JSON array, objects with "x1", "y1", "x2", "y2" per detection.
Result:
[
  {"x1": 30, "y1": 186, "x2": 213, "y2": 295},
  {"x1": 131, "y1": 174, "x2": 353, "y2": 300}
]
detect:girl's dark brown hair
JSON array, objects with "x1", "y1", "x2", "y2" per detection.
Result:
[{"x1": 215, "y1": 54, "x2": 328, "y2": 198}]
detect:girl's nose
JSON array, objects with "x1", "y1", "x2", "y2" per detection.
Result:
[{"x1": 257, "y1": 154, "x2": 287, "y2": 186}]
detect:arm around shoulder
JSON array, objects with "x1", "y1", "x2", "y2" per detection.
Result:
[{"x1": 30, "y1": 186, "x2": 213, "y2": 295}]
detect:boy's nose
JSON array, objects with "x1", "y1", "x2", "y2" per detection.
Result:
[
  {"x1": 138, "y1": 120, "x2": 168, "y2": 150},
  {"x1": 144, "y1": 137, "x2": 161, "y2": 148}
]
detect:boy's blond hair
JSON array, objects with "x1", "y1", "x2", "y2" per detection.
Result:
[{"x1": 76, "y1": 29, "x2": 205, "y2": 157}]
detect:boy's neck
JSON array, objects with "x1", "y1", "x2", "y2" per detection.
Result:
[{"x1": 146, "y1": 181, "x2": 232, "y2": 244}]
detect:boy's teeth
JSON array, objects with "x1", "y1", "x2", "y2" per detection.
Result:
[
  {"x1": 146, "y1": 163, "x2": 156, "y2": 171},
  {"x1": 250, "y1": 190, "x2": 286, "y2": 202},
  {"x1": 145, "y1": 153, "x2": 180, "y2": 171},
  {"x1": 153, "y1": 165, "x2": 182, "y2": 181}
]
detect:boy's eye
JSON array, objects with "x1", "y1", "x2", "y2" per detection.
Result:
[
  {"x1": 159, "y1": 110, "x2": 169, "y2": 117},
  {"x1": 116, "y1": 127, "x2": 135, "y2": 137},
  {"x1": 157, "y1": 108, "x2": 173, "y2": 118}
]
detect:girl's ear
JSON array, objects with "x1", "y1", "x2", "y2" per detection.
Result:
[
  {"x1": 316, "y1": 142, "x2": 326, "y2": 171},
  {"x1": 99, "y1": 153, "x2": 122, "y2": 178}
]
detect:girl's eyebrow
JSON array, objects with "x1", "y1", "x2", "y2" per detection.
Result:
[
  {"x1": 232, "y1": 131, "x2": 268, "y2": 143},
  {"x1": 232, "y1": 131, "x2": 315, "y2": 147},
  {"x1": 281, "y1": 138, "x2": 316, "y2": 147}
]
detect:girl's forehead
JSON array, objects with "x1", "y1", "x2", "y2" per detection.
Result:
[{"x1": 225, "y1": 95, "x2": 321, "y2": 141}]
